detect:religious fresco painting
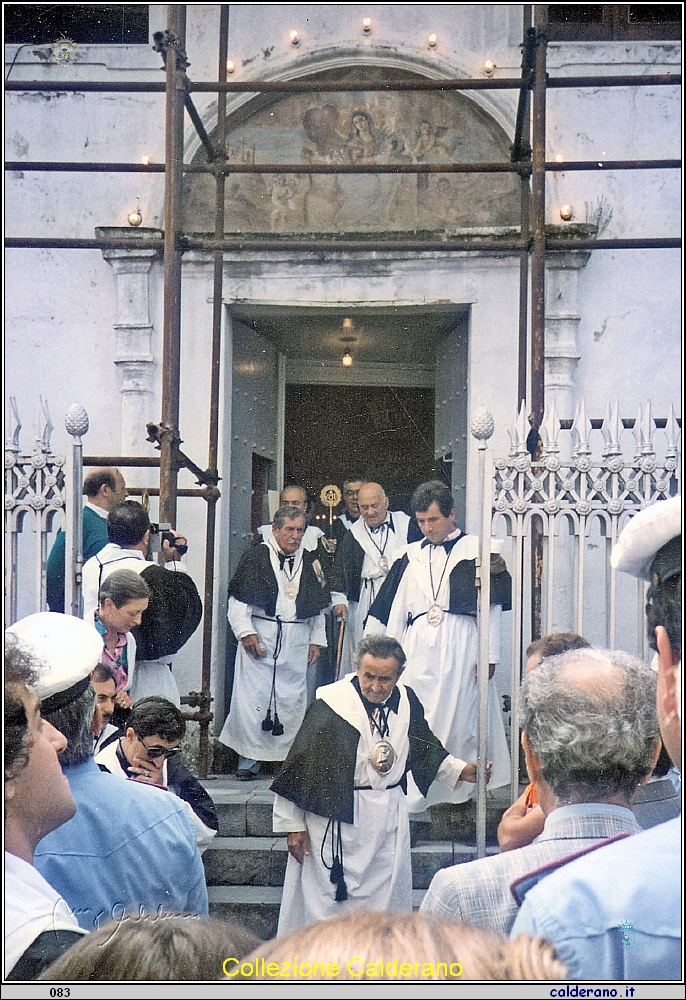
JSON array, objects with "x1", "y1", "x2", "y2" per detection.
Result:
[{"x1": 183, "y1": 89, "x2": 519, "y2": 233}]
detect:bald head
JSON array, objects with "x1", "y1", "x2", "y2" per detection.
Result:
[
  {"x1": 280, "y1": 486, "x2": 308, "y2": 515},
  {"x1": 358, "y1": 483, "x2": 389, "y2": 529},
  {"x1": 521, "y1": 648, "x2": 660, "y2": 806},
  {"x1": 84, "y1": 468, "x2": 127, "y2": 511}
]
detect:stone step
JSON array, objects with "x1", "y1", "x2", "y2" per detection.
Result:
[
  {"x1": 201, "y1": 776, "x2": 513, "y2": 841},
  {"x1": 208, "y1": 886, "x2": 430, "y2": 942},
  {"x1": 203, "y1": 837, "x2": 500, "y2": 891}
]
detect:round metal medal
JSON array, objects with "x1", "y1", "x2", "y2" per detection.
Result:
[
  {"x1": 427, "y1": 604, "x2": 444, "y2": 627},
  {"x1": 369, "y1": 739, "x2": 397, "y2": 775}
]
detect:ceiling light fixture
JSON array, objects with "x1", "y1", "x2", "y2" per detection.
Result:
[
  {"x1": 559, "y1": 204, "x2": 574, "y2": 221},
  {"x1": 340, "y1": 333, "x2": 356, "y2": 366},
  {"x1": 483, "y1": 59, "x2": 495, "y2": 75},
  {"x1": 289, "y1": 30, "x2": 300, "y2": 47},
  {"x1": 226, "y1": 59, "x2": 235, "y2": 74},
  {"x1": 362, "y1": 17, "x2": 372, "y2": 34},
  {"x1": 428, "y1": 33, "x2": 438, "y2": 49}
]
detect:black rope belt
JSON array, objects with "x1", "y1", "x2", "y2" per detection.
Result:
[
  {"x1": 251, "y1": 615, "x2": 306, "y2": 738},
  {"x1": 353, "y1": 780, "x2": 403, "y2": 790}
]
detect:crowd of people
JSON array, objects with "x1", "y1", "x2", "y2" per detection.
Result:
[{"x1": 4, "y1": 473, "x2": 681, "y2": 982}]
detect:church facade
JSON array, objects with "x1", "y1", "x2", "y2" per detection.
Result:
[{"x1": 5, "y1": 6, "x2": 680, "y2": 713}]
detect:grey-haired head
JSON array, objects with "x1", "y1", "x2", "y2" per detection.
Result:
[{"x1": 521, "y1": 647, "x2": 659, "y2": 806}]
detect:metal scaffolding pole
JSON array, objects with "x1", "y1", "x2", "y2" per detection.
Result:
[
  {"x1": 194, "y1": 3, "x2": 231, "y2": 779},
  {"x1": 529, "y1": 5, "x2": 548, "y2": 643},
  {"x1": 159, "y1": 4, "x2": 187, "y2": 527},
  {"x1": 6, "y1": 73, "x2": 679, "y2": 94}
]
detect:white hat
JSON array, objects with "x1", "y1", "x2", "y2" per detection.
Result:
[
  {"x1": 6, "y1": 612, "x2": 103, "y2": 711},
  {"x1": 611, "y1": 496, "x2": 681, "y2": 584}
]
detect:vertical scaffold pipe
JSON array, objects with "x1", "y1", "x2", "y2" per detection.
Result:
[
  {"x1": 530, "y1": 6, "x2": 548, "y2": 643},
  {"x1": 159, "y1": 4, "x2": 187, "y2": 527}
]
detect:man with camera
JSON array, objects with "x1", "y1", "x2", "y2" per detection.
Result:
[{"x1": 81, "y1": 502, "x2": 202, "y2": 707}]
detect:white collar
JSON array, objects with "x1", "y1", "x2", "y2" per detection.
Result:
[{"x1": 85, "y1": 501, "x2": 108, "y2": 519}]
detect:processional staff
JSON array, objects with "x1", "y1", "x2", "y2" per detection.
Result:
[{"x1": 320, "y1": 484, "x2": 346, "y2": 680}]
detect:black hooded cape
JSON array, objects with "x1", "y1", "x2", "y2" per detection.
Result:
[
  {"x1": 368, "y1": 546, "x2": 512, "y2": 627},
  {"x1": 271, "y1": 683, "x2": 448, "y2": 825},
  {"x1": 228, "y1": 542, "x2": 330, "y2": 620}
]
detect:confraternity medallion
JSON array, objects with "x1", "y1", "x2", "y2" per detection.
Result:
[
  {"x1": 369, "y1": 740, "x2": 397, "y2": 775},
  {"x1": 378, "y1": 556, "x2": 388, "y2": 574},
  {"x1": 427, "y1": 604, "x2": 444, "y2": 627},
  {"x1": 284, "y1": 581, "x2": 299, "y2": 600}
]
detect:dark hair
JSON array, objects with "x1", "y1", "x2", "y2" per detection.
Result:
[
  {"x1": 343, "y1": 477, "x2": 366, "y2": 491},
  {"x1": 128, "y1": 697, "x2": 185, "y2": 742},
  {"x1": 411, "y1": 480, "x2": 455, "y2": 518},
  {"x1": 39, "y1": 914, "x2": 260, "y2": 981},
  {"x1": 98, "y1": 568, "x2": 150, "y2": 609},
  {"x1": 107, "y1": 501, "x2": 150, "y2": 547},
  {"x1": 526, "y1": 633, "x2": 591, "y2": 661},
  {"x1": 42, "y1": 686, "x2": 96, "y2": 767},
  {"x1": 273, "y1": 506, "x2": 306, "y2": 530},
  {"x1": 92, "y1": 662, "x2": 117, "y2": 686},
  {"x1": 83, "y1": 468, "x2": 118, "y2": 498},
  {"x1": 354, "y1": 635, "x2": 407, "y2": 671},
  {"x1": 647, "y1": 573, "x2": 681, "y2": 657},
  {"x1": 5, "y1": 636, "x2": 39, "y2": 781}
]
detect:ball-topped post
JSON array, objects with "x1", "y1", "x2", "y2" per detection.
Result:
[
  {"x1": 64, "y1": 403, "x2": 89, "y2": 617},
  {"x1": 471, "y1": 406, "x2": 495, "y2": 442},
  {"x1": 470, "y1": 406, "x2": 495, "y2": 861}
]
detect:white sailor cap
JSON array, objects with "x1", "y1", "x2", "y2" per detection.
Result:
[
  {"x1": 611, "y1": 496, "x2": 681, "y2": 589},
  {"x1": 5, "y1": 612, "x2": 103, "y2": 712}
]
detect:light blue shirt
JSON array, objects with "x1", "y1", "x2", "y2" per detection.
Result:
[
  {"x1": 35, "y1": 758, "x2": 208, "y2": 931},
  {"x1": 511, "y1": 816, "x2": 681, "y2": 981}
]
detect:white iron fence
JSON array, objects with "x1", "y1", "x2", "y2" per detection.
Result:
[
  {"x1": 487, "y1": 398, "x2": 680, "y2": 796},
  {"x1": 4, "y1": 397, "x2": 65, "y2": 623}
]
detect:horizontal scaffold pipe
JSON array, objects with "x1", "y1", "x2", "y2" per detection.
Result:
[
  {"x1": 5, "y1": 159, "x2": 680, "y2": 174},
  {"x1": 83, "y1": 456, "x2": 160, "y2": 466},
  {"x1": 6, "y1": 237, "x2": 679, "y2": 253},
  {"x1": 5, "y1": 160, "x2": 527, "y2": 175},
  {"x1": 4, "y1": 74, "x2": 680, "y2": 95}
]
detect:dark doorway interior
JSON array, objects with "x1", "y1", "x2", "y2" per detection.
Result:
[{"x1": 284, "y1": 384, "x2": 443, "y2": 513}]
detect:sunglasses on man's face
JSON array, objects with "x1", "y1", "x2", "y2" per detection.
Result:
[{"x1": 134, "y1": 732, "x2": 182, "y2": 759}]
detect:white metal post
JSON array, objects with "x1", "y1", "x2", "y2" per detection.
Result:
[
  {"x1": 64, "y1": 404, "x2": 89, "y2": 617},
  {"x1": 471, "y1": 406, "x2": 494, "y2": 860}
]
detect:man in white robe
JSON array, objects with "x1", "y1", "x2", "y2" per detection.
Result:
[
  {"x1": 272, "y1": 635, "x2": 482, "y2": 935},
  {"x1": 366, "y1": 480, "x2": 511, "y2": 813},
  {"x1": 330, "y1": 482, "x2": 416, "y2": 676},
  {"x1": 218, "y1": 506, "x2": 329, "y2": 779}
]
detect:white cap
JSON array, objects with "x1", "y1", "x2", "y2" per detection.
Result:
[
  {"x1": 6, "y1": 612, "x2": 103, "y2": 710},
  {"x1": 611, "y1": 496, "x2": 681, "y2": 583}
]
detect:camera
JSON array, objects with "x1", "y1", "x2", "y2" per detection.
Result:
[{"x1": 149, "y1": 522, "x2": 188, "y2": 557}]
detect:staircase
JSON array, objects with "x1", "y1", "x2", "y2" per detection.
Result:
[{"x1": 200, "y1": 776, "x2": 510, "y2": 940}]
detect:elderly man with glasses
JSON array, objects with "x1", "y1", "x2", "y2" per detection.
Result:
[{"x1": 95, "y1": 696, "x2": 218, "y2": 852}]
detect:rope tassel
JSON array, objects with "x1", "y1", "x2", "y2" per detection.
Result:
[{"x1": 322, "y1": 819, "x2": 348, "y2": 902}]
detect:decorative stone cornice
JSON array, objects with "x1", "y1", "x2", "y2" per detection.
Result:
[{"x1": 97, "y1": 227, "x2": 162, "y2": 457}]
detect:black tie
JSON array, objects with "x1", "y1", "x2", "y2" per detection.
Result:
[
  {"x1": 278, "y1": 553, "x2": 294, "y2": 571},
  {"x1": 370, "y1": 522, "x2": 388, "y2": 534},
  {"x1": 421, "y1": 536, "x2": 459, "y2": 552}
]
